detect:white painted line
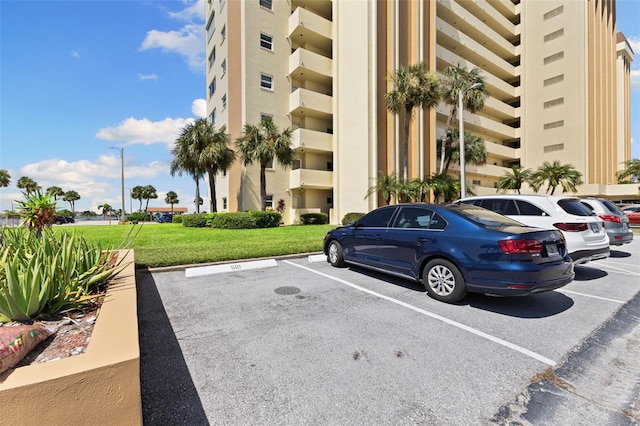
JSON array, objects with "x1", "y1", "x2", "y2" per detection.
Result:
[
  {"x1": 596, "y1": 263, "x2": 640, "y2": 277},
  {"x1": 284, "y1": 260, "x2": 556, "y2": 366},
  {"x1": 308, "y1": 254, "x2": 326, "y2": 263},
  {"x1": 185, "y1": 259, "x2": 278, "y2": 278},
  {"x1": 558, "y1": 289, "x2": 625, "y2": 304}
]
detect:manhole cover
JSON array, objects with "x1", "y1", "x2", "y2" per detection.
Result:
[{"x1": 274, "y1": 286, "x2": 301, "y2": 295}]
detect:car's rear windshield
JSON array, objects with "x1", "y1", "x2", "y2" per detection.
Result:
[
  {"x1": 450, "y1": 204, "x2": 526, "y2": 227},
  {"x1": 558, "y1": 199, "x2": 593, "y2": 216},
  {"x1": 600, "y1": 199, "x2": 624, "y2": 215}
]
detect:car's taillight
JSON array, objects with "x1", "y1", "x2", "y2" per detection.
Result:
[
  {"x1": 599, "y1": 215, "x2": 622, "y2": 223},
  {"x1": 553, "y1": 223, "x2": 588, "y2": 232},
  {"x1": 498, "y1": 239, "x2": 543, "y2": 254}
]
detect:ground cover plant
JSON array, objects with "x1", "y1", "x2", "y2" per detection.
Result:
[{"x1": 53, "y1": 224, "x2": 335, "y2": 268}]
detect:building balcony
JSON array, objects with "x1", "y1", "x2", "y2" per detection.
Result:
[
  {"x1": 289, "y1": 48, "x2": 332, "y2": 86},
  {"x1": 290, "y1": 88, "x2": 333, "y2": 120},
  {"x1": 290, "y1": 168, "x2": 333, "y2": 190},
  {"x1": 289, "y1": 7, "x2": 332, "y2": 55},
  {"x1": 291, "y1": 128, "x2": 333, "y2": 153}
]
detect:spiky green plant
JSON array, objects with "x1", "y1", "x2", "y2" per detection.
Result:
[{"x1": 16, "y1": 190, "x2": 57, "y2": 237}]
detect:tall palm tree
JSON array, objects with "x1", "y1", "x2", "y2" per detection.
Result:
[
  {"x1": 0, "y1": 169, "x2": 10, "y2": 188},
  {"x1": 46, "y1": 186, "x2": 64, "y2": 200},
  {"x1": 616, "y1": 159, "x2": 640, "y2": 184},
  {"x1": 101, "y1": 203, "x2": 112, "y2": 219},
  {"x1": 531, "y1": 161, "x2": 583, "y2": 195},
  {"x1": 131, "y1": 186, "x2": 145, "y2": 211},
  {"x1": 384, "y1": 63, "x2": 441, "y2": 181},
  {"x1": 17, "y1": 176, "x2": 40, "y2": 195},
  {"x1": 236, "y1": 117, "x2": 295, "y2": 211},
  {"x1": 442, "y1": 129, "x2": 487, "y2": 174},
  {"x1": 496, "y1": 165, "x2": 533, "y2": 194},
  {"x1": 62, "y1": 190, "x2": 80, "y2": 213},
  {"x1": 165, "y1": 191, "x2": 179, "y2": 214},
  {"x1": 366, "y1": 172, "x2": 399, "y2": 205},
  {"x1": 438, "y1": 65, "x2": 489, "y2": 174},
  {"x1": 202, "y1": 124, "x2": 236, "y2": 213},
  {"x1": 142, "y1": 185, "x2": 158, "y2": 212}
]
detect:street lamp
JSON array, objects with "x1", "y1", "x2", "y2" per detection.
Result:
[
  {"x1": 458, "y1": 82, "x2": 481, "y2": 199},
  {"x1": 109, "y1": 146, "x2": 125, "y2": 223}
]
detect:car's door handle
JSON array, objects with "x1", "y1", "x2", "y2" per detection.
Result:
[{"x1": 417, "y1": 238, "x2": 430, "y2": 243}]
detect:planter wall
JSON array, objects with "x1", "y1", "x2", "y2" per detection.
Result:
[{"x1": 0, "y1": 250, "x2": 141, "y2": 426}]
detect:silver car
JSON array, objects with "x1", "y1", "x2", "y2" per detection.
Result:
[{"x1": 580, "y1": 198, "x2": 633, "y2": 246}]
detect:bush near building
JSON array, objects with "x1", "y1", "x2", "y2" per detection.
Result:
[
  {"x1": 342, "y1": 212, "x2": 365, "y2": 225},
  {"x1": 300, "y1": 213, "x2": 329, "y2": 225}
]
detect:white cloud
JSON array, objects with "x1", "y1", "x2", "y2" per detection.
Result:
[
  {"x1": 70, "y1": 50, "x2": 80, "y2": 58},
  {"x1": 96, "y1": 117, "x2": 194, "y2": 146},
  {"x1": 138, "y1": 73, "x2": 159, "y2": 81},
  {"x1": 140, "y1": 25, "x2": 204, "y2": 72},
  {"x1": 192, "y1": 99, "x2": 207, "y2": 118},
  {"x1": 168, "y1": 0, "x2": 205, "y2": 22}
]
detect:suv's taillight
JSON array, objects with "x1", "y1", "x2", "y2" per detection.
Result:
[
  {"x1": 599, "y1": 215, "x2": 622, "y2": 223},
  {"x1": 498, "y1": 239, "x2": 543, "y2": 254},
  {"x1": 553, "y1": 223, "x2": 588, "y2": 232}
]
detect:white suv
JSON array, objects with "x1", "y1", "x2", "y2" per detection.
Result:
[{"x1": 458, "y1": 194, "x2": 610, "y2": 264}]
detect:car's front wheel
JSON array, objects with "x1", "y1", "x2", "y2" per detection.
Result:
[
  {"x1": 422, "y1": 259, "x2": 467, "y2": 303},
  {"x1": 327, "y1": 240, "x2": 346, "y2": 267}
]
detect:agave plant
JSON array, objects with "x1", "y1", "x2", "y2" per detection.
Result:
[{"x1": 0, "y1": 228, "x2": 127, "y2": 322}]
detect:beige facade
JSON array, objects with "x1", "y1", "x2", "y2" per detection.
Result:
[{"x1": 205, "y1": 0, "x2": 634, "y2": 225}]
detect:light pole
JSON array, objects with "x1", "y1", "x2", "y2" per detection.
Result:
[
  {"x1": 109, "y1": 146, "x2": 125, "y2": 223},
  {"x1": 458, "y1": 82, "x2": 481, "y2": 199}
]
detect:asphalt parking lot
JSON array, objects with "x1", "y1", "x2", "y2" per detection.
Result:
[{"x1": 138, "y1": 239, "x2": 640, "y2": 425}]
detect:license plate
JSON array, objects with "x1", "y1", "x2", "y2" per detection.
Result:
[
  {"x1": 589, "y1": 223, "x2": 600, "y2": 232},
  {"x1": 546, "y1": 244, "x2": 559, "y2": 256}
]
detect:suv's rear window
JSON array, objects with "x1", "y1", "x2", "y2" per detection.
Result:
[
  {"x1": 557, "y1": 199, "x2": 593, "y2": 216},
  {"x1": 600, "y1": 199, "x2": 624, "y2": 215}
]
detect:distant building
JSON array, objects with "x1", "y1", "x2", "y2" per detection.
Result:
[{"x1": 205, "y1": 0, "x2": 635, "y2": 224}]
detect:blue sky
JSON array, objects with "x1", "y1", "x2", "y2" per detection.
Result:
[{"x1": 1, "y1": 0, "x2": 639, "y2": 213}]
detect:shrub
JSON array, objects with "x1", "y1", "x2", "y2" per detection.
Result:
[
  {"x1": 127, "y1": 212, "x2": 148, "y2": 222},
  {"x1": 342, "y1": 212, "x2": 365, "y2": 225},
  {"x1": 300, "y1": 213, "x2": 329, "y2": 225},
  {"x1": 250, "y1": 211, "x2": 282, "y2": 228},
  {"x1": 181, "y1": 213, "x2": 212, "y2": 228},
  {"x1": 0, "y1": 228, "x2": 125, "y2": 322},
  {"x1": 211, "y1": 212, "x2": 257, "y2": 229},
  {"x1": 172, "y1": 214, "x2": 184, "y2": 224}
]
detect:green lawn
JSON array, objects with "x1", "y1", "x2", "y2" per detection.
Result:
[{"x1": 55, "y1": 223, "x2": 335, "y2": 268}]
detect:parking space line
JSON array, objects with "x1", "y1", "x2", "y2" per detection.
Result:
[
  {"x1": 596, "y1": 263, "x2": 640, "y2": 277},
  {"x1": 558, "y1": 289, "x2": 625, "y2": 304},
  {"x1": 284, "y1": 260, "x2": 556, "y2": 366}
]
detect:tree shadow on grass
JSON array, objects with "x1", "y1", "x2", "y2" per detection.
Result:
[{"x1": 137, "y1": 270, "x2": 210, "y2": 425}]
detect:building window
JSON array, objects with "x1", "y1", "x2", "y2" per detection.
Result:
[
  {"x1": 210, "y1": 108, "x2": 216, "y2": 124},
  {"x1": 208, "y1": 78, "x2": 216, "y2": 97},
  {"x1": 260, "y1": 33, "x2": 273, "y2": 50},
  {"x1": 260, "y1": 73, "x2": 273, "y2": 90},
  {"x1": 266, "y1": 160, "x2": 274, "y2": 169},
  {"x1": 543, "y1": 120, "x2": 564, "y2": 130},
  {"x1": 206, "y1": 10, "x2": 216, "y2": 41},
  {"x1": 221, "y1": 59, "x2": 227, "y2": 76},
  {"x1": 208, "y1": 46, "x2": 216, "y2": 68},
  {"x1": 221, "y1": 25, "x2": 226, "y2": 43},
  {"x1": 543, "y1": 74, "x2": 564, "y2": 87},
  {"x1": 260, "y1": 0, "x2": 273, "y2": 10},
  {"x1": 543, "y1": 51, "x2": 564, "y2": 65},
  {"x1": 543, "y1": 143, "x2": 565, "y2": 153},
  {"x1": 222, "y1": 94, "x2": 227, "y2": 109},
  {"x1": 472, "y1": 180, "x2": 481, "y2": 186},
  {"x1": 544, "y1": 29, "x2": 564, "y2": 42},
  {"x1": 544, "y1": 97, "x2": 564, "y2": 109},
  {"x1": 265, "y1": 194, "x2": 274, "y2": 208},
  {"x1": 222, "y1": 197, "x2": 227, "y2": 210},
  {"x1": 543, "y1": 6, "x2": 563, "y2": 20}
]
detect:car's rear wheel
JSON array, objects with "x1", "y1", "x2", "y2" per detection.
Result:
[
  {"x1": 327, "y1": 240, "x2": 346, "y2": 267},
  {"x1": 422, "y1": 259, "x2": 467, "y2": 303}
]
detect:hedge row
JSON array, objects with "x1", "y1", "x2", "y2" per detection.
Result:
[{"x1": 180, "y1": 211, "x2": 282, "y2": 229}]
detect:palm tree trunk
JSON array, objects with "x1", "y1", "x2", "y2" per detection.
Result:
[
  {"x1": 195, "y1": 179, "x2": 201, "y2": 213},
  {"x1": 439, "y1": 105, "x2": 457, "y2": 174},
  {"x1": 260, "y1": 164, "x2": 267, "y2": 211},
  {"x1": 403, "y1": 107, "x2": 411, "y2": 181},
  {"x1": 208, "y1": 170, "x2": 217, "y2": 213}
]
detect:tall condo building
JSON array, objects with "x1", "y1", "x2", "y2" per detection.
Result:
[{"x1": 205, "y1": 0, "x2": 634, "y2": 224}]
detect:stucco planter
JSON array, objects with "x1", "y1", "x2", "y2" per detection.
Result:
[{"x1": 0, "y1": 249, "x2": 142, "y2": 426}]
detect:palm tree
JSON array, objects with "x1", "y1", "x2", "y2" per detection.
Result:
[
  {"x1": 165, "y1": 191, "x2": 179, "y2": 214},
  {"x1": 236, "y1": 117, "x2": 295, "y2": 211},
  {"x1": 101, "y1": 203, "x2": 112, "y2": 219},
  {"x1": 438, "y1": 65, "x2": 489, "y2": 174},
  {"x1": 384, "y1": 63, "x2": 441, "y2": 181},
  {"x1": 131, "y1": 186, "x2": 145, "y2": 211},
  {"x1": 62, "y1": 190, "x2": 80, "y2": 213},
  {"x1": 366, "y1": 172, "x2": 399, "y2": 205},
  {"x1": 17, "y1": 176, "x2": 40, "y2": 195},
  {"x1": 616, "y1": 159, "x2": 640, "y2": 184},
  {"x1": 441, "y1": 129, "x2": 487, "y2": 174},
  {"x1": 172, "y1": 118, "x2": 235, "y2": 213},
  {"x1": 531, "y1": 161, "x2": 583, "y2": 195},
  {"x1": 0, "y1": 169, "x2": 10, "y2": 188},
  {"x1": 142, "y1": 185, "x2": 158, "y2": 212},
  {"x1": 46, "y1": 186, "x2": 64, "y2": 201},
  {"x1": 17, "y1": 190, "x2": 57, "y2": 237},
  {"x1": 430, "y1": 172, "x2": 460, "y2": 203},
  {"x1": 496, "y1": 166, "x2": 533, "y2": 194}
]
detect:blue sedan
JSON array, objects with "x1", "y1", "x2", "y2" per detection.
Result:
[{"x1": 323, "y1": 203, "x2": 575, "y2": 303}]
